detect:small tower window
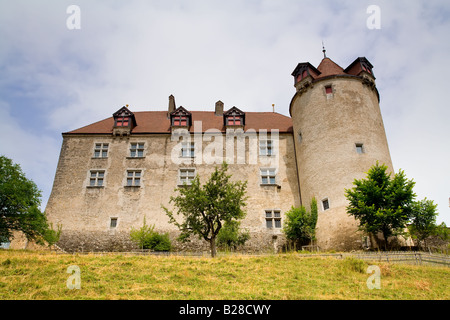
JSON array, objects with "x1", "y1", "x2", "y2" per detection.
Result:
[
  {"x1": 110, "y1": 218, "x2": 118, "y2": 228},
  {"x1": 355, "y1": 143, "x2": 364, "y2": 154},
  {"x1": 325, "y1": 85, "x2": 333, "y2": 95},
  {"x1": 322, "y1": 198, "x2": 330, "y2": 211}
]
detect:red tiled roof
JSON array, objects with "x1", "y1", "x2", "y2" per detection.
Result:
[
  {"x1": 315, "y1": 57, "x2": 346, "y2": 79},
  {"x1": 64, "y1": 111, "x2": 294, "y2": 135}
]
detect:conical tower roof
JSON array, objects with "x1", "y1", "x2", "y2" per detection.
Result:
[{"x1": 316, "y1": 57, "x2": 345, "y2": 79}]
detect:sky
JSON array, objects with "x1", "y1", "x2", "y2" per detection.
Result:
[{"x1": 0, "y1": 0, "x2": 449, "y2": 225}]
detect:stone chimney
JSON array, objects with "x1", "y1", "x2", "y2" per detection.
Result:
[
  {"x1": 215, "y1": 100, "x2": 224, "y2": 116},
  {"x1": 168, "y1": 95, "x2": 176, "y2": 117}
]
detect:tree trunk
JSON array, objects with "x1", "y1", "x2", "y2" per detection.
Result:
[
  {"x1": 210, "y1": 236, "x2": 217, "y2": 258},
  {"x1": 382, "y1": 231, "x2": 389, "y2": 251}
]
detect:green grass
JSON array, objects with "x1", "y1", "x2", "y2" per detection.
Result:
[{"x1": 0, "y1": 250, "x2": 448, "y2": 300}]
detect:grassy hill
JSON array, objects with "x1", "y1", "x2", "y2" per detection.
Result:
[{"x1": 0, "y1": 250, "x2": 448, "y2": 300}]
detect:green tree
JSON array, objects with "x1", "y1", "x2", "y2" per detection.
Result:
[
  {"x1": 216, "y1": 219, "x2": 250, "y2": 251},
  {"x1": 43, "y1": 222, "x2": 63, "y2": 250},
  {"x1": 0, "y1": 155, "x2": 54, "y2": 246},
  {"x1": 283, "y1": 198, "x2": 318, "y2": 249},
  {"x1": 408, "y1": 198, "x2": 438, "y2": 249},
  {"x1": 162, "y1": 162, "x2": 247, "y2": 257},
  {"x1": 345, "y1": 162, "x2": 416, "y2": 250},
  {"x1": 130, "y1": 218, "x2": 171, "y2": 251},
  {"x1": 433, "y1": 222, "x2": 449, "y2": 242}
]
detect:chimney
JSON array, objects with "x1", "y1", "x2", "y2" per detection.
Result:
[
  {"x1": 215, "y1": 100, "x2": 224, "y2": 116},
  {"x1": 168, "y1": 95, "x2": 176, "y2": 117}
]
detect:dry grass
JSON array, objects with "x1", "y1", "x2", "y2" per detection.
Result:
[{"x1": 0, "y1": 250, "x2": 448, "y2": 300}]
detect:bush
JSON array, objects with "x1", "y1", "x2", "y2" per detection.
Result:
[
  {"x1": 217, "y1": 220, "x2": 250, "y2": 251},
  {"x1": 130, "y1": 218, "x2": 171, "y2": 251}
]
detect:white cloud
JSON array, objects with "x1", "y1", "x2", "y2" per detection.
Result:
[{"x1": 0, "y1": 0, "x2": 449, "y2": 224}]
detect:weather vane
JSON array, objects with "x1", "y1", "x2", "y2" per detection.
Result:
[{"x1": 322, "y1": 40, "x2": 327, "y2": 58}]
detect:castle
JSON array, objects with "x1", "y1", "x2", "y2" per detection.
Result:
[{"x1": 44, "y1": 54, "x2": 394, "y2": 252}]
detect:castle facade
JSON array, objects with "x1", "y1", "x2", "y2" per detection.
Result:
[{"x1": 45, "y1": 55, "x2": 393, "y2": 252}]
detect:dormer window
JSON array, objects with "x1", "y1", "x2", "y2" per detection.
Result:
[
  {"x1": 116, "y1": 115, "x2": 130, "y2": 127},
  {"x1": 113, "y1": 106, "x2": 135, "y2": 128},
  {"x1": 361, "y1": 63, "x2": 372, "y2": 74},
  {"x1": 223, "y1": 106, "x2": 245, "y2": 127},
  {"x1": 291, "y1": 62, "x2": 320, "y2": 86},
  {"x1": 344, "y1": 57, "x2": 375, "y2": 78},
  {"x1": 296, "y1": 68, "x2": 309, "y2": 83},
  {"x1": 112, "y1": 106, "x2": 137, "y2": 137},
  {"x1": 170, "y1": 106, "x2": 191, "y2": 127}
]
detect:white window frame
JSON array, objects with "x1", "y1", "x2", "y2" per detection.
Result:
[
  {"x1": 89, "y1": 170, "x2": 105, "y2": 187},
  {"x1": 181, "y1": 142, "x2": 195, "y2": 158},
  {"x1": 126, "y1": 170, "x2": 142, "y2": 187},
  {"x1": 259, "y1": 139, "x2": 275, "y2": 156},
  {"x1": 129, "y1": 142, "x2": 145, "y2": 158},
  {"x1": 93, "y1": 143, "x2": 109, "y2": 158},
  {"x1": 265, "y1": 209, "x2": 282, "y2": 229},
  {"x1": 178, "y1": 168, "x2": 196, "y2": 186},
  {"x1": 260, "y1": 168, "x2": 277, "y2": 185}
]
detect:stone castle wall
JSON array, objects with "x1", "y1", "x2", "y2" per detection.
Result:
[{"x1": 45, "y1": 131, "x2": 300, "y2": 252}]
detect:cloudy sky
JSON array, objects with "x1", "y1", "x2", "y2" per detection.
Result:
[{"x1": 0, "y1": 0, "x2": 449, "y2": 225}]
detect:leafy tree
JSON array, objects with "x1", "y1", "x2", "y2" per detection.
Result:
[
  {"x1": 345, "y1": 162, "x2": 416, "y2": 250},
  {"x1": 216, "y1": 219, "x2": 250, "y2": 251},
  {"x1": 43, "y1": 222, "x2": 63, "y2": 250},
  {"x1": 162, "y1": 162, "x2": 247, "y2": 257},
  {"x1": 408, "y1": 198, "x2": 438, "y2": 248},
  {"x1": 130, "y1": 218, "x2": 171, "y2": 251},
  {"x1": 0, "y1": 155, "x2": 54, "y2": 246},
  {"x1": 433, "y1": 222, "x2": 449, "y2": 242},
  {"x1": 283, "y1": 198, "x2": 318, "y2": 249}
]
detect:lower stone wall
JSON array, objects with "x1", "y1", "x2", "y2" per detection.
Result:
[{"x1": 57, "y1": 229, "x2": 287, "y2": 254}]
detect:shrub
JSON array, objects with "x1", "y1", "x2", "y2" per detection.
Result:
[
  {"x1": 130, "y1": 218, "x2": 171, "y2": 251},
  {"x1": 217, "y1": 220, "x2": 250, "y2": 251}
]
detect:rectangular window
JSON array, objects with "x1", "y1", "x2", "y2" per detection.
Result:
[
  {"x1": 355, "y1": 143, "x2": 364, "y2": 154},
  {"x1": 130, "y1": 143, "x2": 145, "y2": 158},
  {"x1": 227, "y1": 116, "x2": 242, "y2": 126},
  {"x1": 94, "y1": 143, "x2": 109, "y2": 158},
  {"x1": 181, "y1": 142, "x2": 195, "y2": 158},
  {"x1": 127, "y1": 170, "x2": 141, "y2": 187},
  {"x1": 260, "y1": 168, "x2": 276, "y2": 185},
  {"x1": 110, "y1": 218, "x2": 118, "y2": 228},
  {"x1": 89, "y1": 170, "x2": 105, "y2": 187},
  {"x1": 265, "y1": 210, "x2": 281, "y2": 228},
  {"x1": 179, "y1": 168, "x2": 196, "y2": 185},
  {"x1": 259, "y1": 139, "x2": 274, "y2": 156},
  {"x1": 116, "y1": 117, "x2": 129, "y2": 127},
  {"x1": 325, "y1": 85, "x2": 333, "y2": 95},
  {"x1": 322, "y1": 198, "x2": 330, "y2": 211},
  {"x1": 173, "y1": 116, "x2": 188, "y2": 126}
]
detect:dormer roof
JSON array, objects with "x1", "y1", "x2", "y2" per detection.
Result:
[
  {"x1": 292, "y1": 56, "x2": 376, "y2": 85},
  {"x1": 112, "y1": 106, "x2": 137, "y2": 127}
]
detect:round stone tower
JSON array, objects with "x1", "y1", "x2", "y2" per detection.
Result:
[{"x1": 289, "y1": 55, "x2": 394, "y2": 250}]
